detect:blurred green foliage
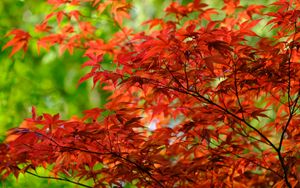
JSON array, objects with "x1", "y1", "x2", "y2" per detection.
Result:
[{"x1": 0, "y1": 1, "x2": 108, "y2": 136}]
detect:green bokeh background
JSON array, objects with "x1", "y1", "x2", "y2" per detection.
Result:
[{"x1": 0, "y1": 0, "x2": 276, "y2": 187}]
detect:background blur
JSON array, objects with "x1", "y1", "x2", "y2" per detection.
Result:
[{"x1": 0, "y1": 0, "x2": 274, "y2": 187}]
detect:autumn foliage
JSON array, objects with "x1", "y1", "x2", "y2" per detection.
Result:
[{"x1": 2, "y1": 0, "x2": 300, "y2": 187}]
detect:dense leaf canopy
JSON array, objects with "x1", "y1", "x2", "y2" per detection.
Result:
[{"x1": 1, "y1": 0, "x2": 300, "y2": 187}]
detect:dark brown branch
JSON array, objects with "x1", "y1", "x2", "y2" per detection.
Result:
[
  {"x1": 161, "y1": 60, "x2": 275, "y2": 149},
  {"x1": 33, "y1": 131, "x2": 165, "y2": 188},
  {"x1": 206, "y1": 136, "x2": 282, "y2": 178},
  {"x1": 24, "y1": 170, "x2": 92, "y2": 188},
  {"x1": 276, "y1": 21, "x2": 299, "y2": 188}
]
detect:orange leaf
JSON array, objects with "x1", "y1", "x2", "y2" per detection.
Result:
[{"x1": 2, "y1": 29, "x2": 31, "y2": 57}]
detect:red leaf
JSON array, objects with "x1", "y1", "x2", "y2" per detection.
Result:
[
  {"x1": 2, "y1": 29, "x2": 31, "y2": 57},
  {"x1": 83, "y1": 108, "x2": 104, "y2": 121}
]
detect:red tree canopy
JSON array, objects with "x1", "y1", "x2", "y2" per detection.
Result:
[{"x1": 1, "y1": 0, "x2": 300, "y2": 187}]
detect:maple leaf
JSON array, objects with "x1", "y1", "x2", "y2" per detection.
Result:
[
  {"x1": 2, "y1": 29, "x2": 31, "y2": 57},
  {"x1": 222, "y1": 0, "x2": 243, "y2": 15},
  {"x1": 37, "y1": 34, "x2": 64, "y2": 53},
  {"x1": 79, "y1": 22, "x2": 96, "y2": 38},
  {"x1": 83, "y1": 108, "x2": 104, "y2": 121},
  {"x1": 35, "y1": 22, "x2": 52, "y2": 33},
  {"x1": 111, "y1": 1, "x2": 131, "y2": 25}
]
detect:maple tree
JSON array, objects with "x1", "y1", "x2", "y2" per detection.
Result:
[{"x1": 1, "y1": 0, "x2": 300, "y2": 187}]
